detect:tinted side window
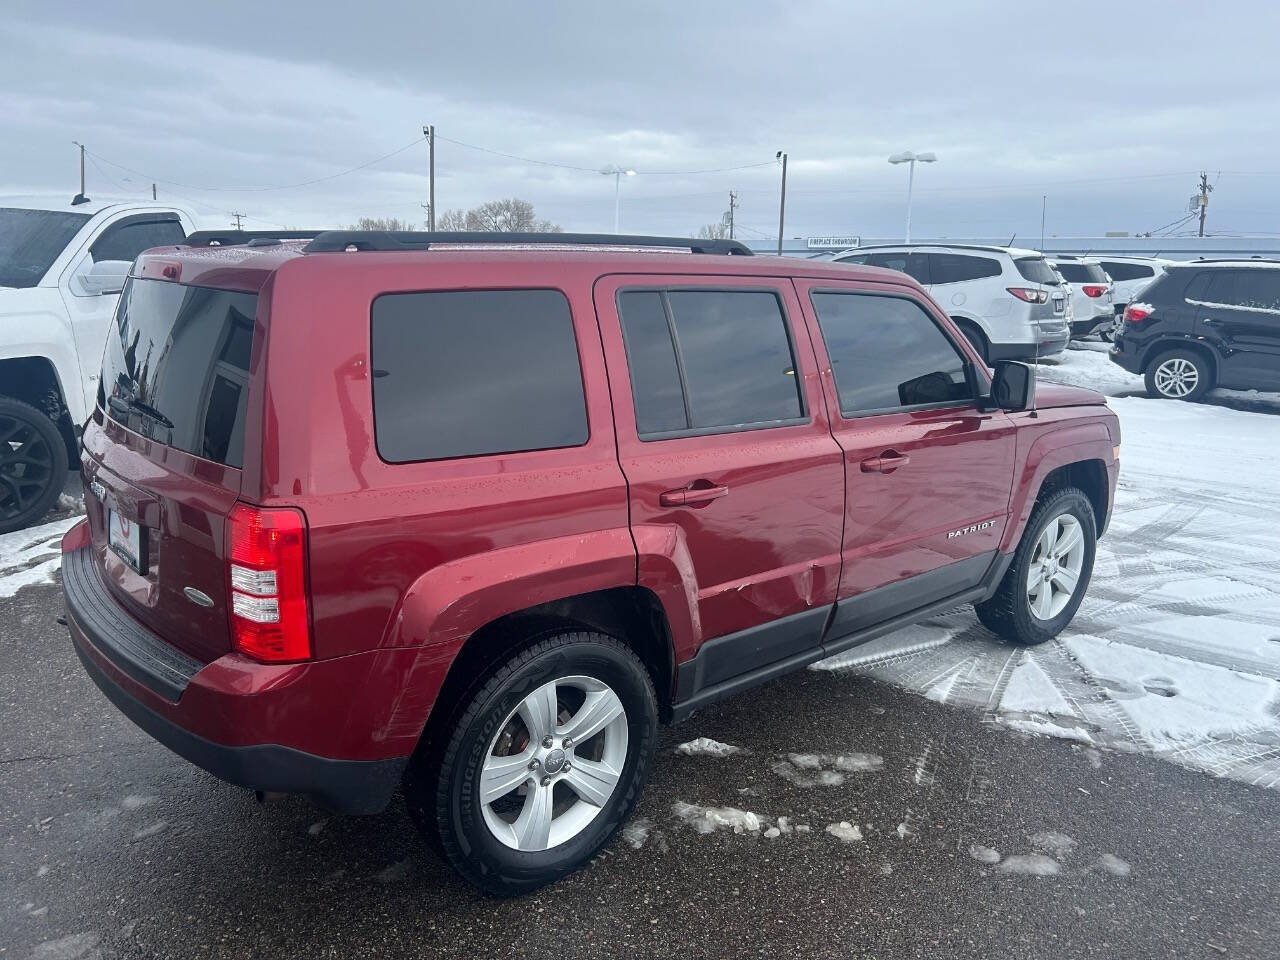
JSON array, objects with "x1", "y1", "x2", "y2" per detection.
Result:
[
  {"x1": 866, "y1": 252, "x2": 910, "y2": 273},
  {"x1": 932, "y1": 254, "x2": 1002, "y2": 284},
  {"x1": 1054, "y1": 262, "x2": 1106, "y2": 284},
  {"x1": 617, "y1": 291, "x2": 688, "y2": 434},
  {"x1": 371, "y1": 290, "x2": 588, "y2": 462},
  {"x1": 1102, "y1": 262, "x2": 1155, "y2": 282},
  {"x1": 811, "y1": 293, "x2": 971, "y2": 415},
  {"x1": 616, "y1": 289, "x2": 804, "y2": 436},
  {"x1": 90, "y1": 218, "x2": 186, "y2": 263},
  {"x1": 666, "y1": 291, "x2": 803, "y2": 429},
  {"x1": 1015, "y1": 257, "x2": 1060, "y2": 285},
  {"x1": 1202, "y1": 270, "x2": 1280, "y2": 311}
]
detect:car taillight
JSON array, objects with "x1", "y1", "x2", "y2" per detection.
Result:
[
  {"x1": 1007, "y1": 287, "x2": 1049, "y2": 304},
  {"x1": 1082, "y1": 284, "x2": 1108, "y2": 298},
  {"x1": 1123, "y1": 302, "x2": 1153, "y2": 326},
  {"x1": 226, "y1": 503, "x2": 311, "y2": 662}
]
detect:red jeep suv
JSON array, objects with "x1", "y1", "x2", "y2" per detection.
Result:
[{"x1": 62, "y1": 231, "x2": 1119, "y2": 894}]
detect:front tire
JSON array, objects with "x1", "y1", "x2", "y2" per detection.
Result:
[
  {"x1": 954, "y1": 320, "x2": 990, "y2": 365},
  {"x1": 405, "y1": 631, "x2": 657, "y2": 896},
  {"x1": 1145, "y1": 348, "x2": 1212, "y2": 401},
  {"x1": 975, "y1": 487, "x2": 1096, "y2": 645},
  {"x1": 0, "y1": 396, "x2": 69, "y2": 535}
]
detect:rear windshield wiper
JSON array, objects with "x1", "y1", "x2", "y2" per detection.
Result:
[{"x1": 107, "y1": 392, "x2": 175, "y2": 430}]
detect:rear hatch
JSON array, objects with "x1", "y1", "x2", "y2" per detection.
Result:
[{"x1": 81, "y1": 274, "x2": 258, "y2": 664}]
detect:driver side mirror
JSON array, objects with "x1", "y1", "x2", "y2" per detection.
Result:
[
  {"x1": 80, "y1": 259, "x2": 131, "y2": 296},
  {"x1": 988, "y1": 360, "x2": 1035, "y2": 412}
]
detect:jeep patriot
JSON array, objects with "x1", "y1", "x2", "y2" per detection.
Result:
[{"x1": 61, "y1": 231, "x2": 1119, "y2": 894}]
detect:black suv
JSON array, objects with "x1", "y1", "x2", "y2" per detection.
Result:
[{"x1": 1109, "y1": 261, "x2": 1280, "y2": 400}]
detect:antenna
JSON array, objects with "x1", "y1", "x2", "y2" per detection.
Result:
[
  {"x1": 1006, "y1": 233, "x2": 1017, "y2": 248},
  {"x1": 1029, "y1": 338, "x2": 1040, "y2": 419}
]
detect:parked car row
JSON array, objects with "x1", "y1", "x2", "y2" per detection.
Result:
[{"x1": 58, "y1": 229, "x2": 1119, "y2": 894}]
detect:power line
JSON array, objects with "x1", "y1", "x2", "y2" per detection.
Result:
[{"x1": 85, "y1": 137, "x2": 428, "y2": 193}]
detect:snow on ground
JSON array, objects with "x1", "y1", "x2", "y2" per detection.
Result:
[
  {"x1": 0, "y1": 515, "x2": 82, "y2": 599},
  {"x1": 817, "y1": 343, "x2": 1280, "y2": 792}
]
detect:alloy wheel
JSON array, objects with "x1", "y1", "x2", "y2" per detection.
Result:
[
  {"x1": 0, "y1": 413, "x2": 55, "y2": 524},
  {"x1": 1153, "y1": 357, "x2": 1199, "y2": 398},
  {"x1": 1026, "y1": 514, "x2": 1086, "y2": 621},
  {"x1": 480, "y1": 675, "x2": 628, "y2": 852}
]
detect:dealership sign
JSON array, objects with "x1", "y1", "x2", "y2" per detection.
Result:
[{"x1": 806, "y1": 236, "x2": 861, "y2": 250}]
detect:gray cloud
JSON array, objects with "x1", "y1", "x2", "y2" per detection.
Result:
[{"x1": 4, "y1": 0, "x2": 1279, "y2": 242}]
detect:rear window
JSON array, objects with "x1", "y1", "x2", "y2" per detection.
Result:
[
  {"x1": 1015, "y1": 257, "x2": 1060, "y2": 285},
  {"x1": 1054, "y1": 262, "x2": 1108, "y2": 284},
  {"x1": 0, "y1": 208, "x2": 90, "y2": 288},
  {"x1": 371, "y1": 289, "x2": 588, "y2": 462},
  {"x1": 101, "y1": 278, "x2": 257, "y2": 467},
  {"x1": 1101, "y1": 261, "x2": 1155, "y2": 282}
]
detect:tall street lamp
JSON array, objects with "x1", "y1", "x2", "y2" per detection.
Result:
[
  {"x1": 888, "y1": 151, "x2": 936, "y2": 243},
  {"x1": 600, "y1": 166, "x2": 637, "y2": 233}
]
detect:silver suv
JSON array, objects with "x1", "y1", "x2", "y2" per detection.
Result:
[
  {"x1": 831, "y1": 244, "x2": 1070, "y2": 363},
  {"x1": 1051, "y1": 255, "x2": 1114, "y2": 339}
]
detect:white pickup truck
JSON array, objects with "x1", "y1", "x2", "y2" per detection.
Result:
[{"x1": 0, "y1": 197, "x2": 196, "y2": 532}]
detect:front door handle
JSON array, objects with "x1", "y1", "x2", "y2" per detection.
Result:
[
  {"x1": 860, "y1": 452, "x2": 911, "y2": 474},
  {"x1": 660, "y1": 483, "x2": 730, "y2": 507},
  {"x1": 1202, "y1": 318, "x2": 1223, "y2": 327}
]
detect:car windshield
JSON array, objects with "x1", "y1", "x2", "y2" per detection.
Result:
[
  {"x1": 1015, "y1": 256, "x2": 1061, "y2": 285},
  {"x1": 0, "y1": 208, "x2": 91, "y2": 288}
]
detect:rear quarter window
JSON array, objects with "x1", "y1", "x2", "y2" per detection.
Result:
[{"x1": 370, "y1": 289, "x2": 589, "y2": 463}]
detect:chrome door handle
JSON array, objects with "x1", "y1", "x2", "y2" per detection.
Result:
[{"x1": 660, "y1": 484, "x2": 730, "y2": 507}]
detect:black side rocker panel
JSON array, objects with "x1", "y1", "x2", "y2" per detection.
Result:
[{"x1": 670, "y1": 550, "x2": 1013, "y2": 722}]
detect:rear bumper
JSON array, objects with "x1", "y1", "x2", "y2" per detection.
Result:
[
  {"x1": 989, "y1": 332, "x2": 1070, "y2": 361},
  {"x1": 1070, "y1": 315, "x2": 1112, "y2": 338},
  {"x1": 1108, "y1": 342, "x2": 1144, "y2": 375},
  {"x1": 62, "y1": 540, "x2": 409, "y2": 814}
]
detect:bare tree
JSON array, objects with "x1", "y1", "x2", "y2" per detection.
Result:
[
  {"x1": 436, "y1": 208, "x2": 469, "y2": 231},
  {"x1": 346, "y1": 216, "x2": 422, "y2": 231},
  {"x1": 696, "y1": 219, "x2": 731, "y2": 240}
]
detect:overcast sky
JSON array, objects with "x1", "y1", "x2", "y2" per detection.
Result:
[{"x1": 4, "y1": 0, "x2": 1279, "y2": 246}]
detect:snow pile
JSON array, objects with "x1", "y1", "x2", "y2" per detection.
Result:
[
  {"x1": 772, "y1": 752, "x2": 884, "y2": 787},
  {"x1": 674, "y1": 737, "x2": 746, "y2": 757},
  {"x1": 824, "y1": 821, "x2": 863, "y2": 843},
  {"x1": 671, "y1": 801, "x2": 765, "y2": 835}
]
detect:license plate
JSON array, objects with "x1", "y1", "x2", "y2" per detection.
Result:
[
  {"x1": 1053, "y1": 296, "x2": 1065, "y2": 314},
  {"x1": 108, "y1": 509, "x2": 146, "y2": 573}
]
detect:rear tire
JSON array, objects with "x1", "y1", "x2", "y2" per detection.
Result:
[
  {"x1": 1145, "y1": 348, "x2": 1212, "y2": 401},
  {"x1": 954, "y1": 320, "x2": 990, "y2": 365},
  {"x1": 0, "y1": 396, "x2": 69, "y2": 535},
  {"x1": 975, "y1": 487, "x2": 1096, "y2": 646},
  {"x1": 405, "y1": 631, "x2": 657, "y2": 896}
]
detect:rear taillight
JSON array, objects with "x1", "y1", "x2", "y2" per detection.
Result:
[
  {"x1": 1082, "y1": 284, "x2": 1108, "y2": 298},
  {"x1": 1007, "y1": 287, "x2": 1049, "y2": 304},
  {"x1": 1123, "y1": 302, "x2": 1153, "y2": 326},
  {"x1": 226, "y1": 503, "x2": 311, "y2": 662}
]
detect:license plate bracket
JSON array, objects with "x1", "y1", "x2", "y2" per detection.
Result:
[{"x1": 108, "y1": 509, "x2": 147, "y2": 574}]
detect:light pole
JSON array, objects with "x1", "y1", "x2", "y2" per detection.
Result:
[
  {"x1": 600, "y1": 166, "x2": 636, "y2": 233},
  {"x1": 888, "y1": 151, "x2": 936, "y2": 243}
]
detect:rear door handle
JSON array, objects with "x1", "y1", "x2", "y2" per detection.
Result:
[
  {"x1": 660, "y1": 484, "x2": 730, "y2": 507},
  {"x1": 860, "y1": 452, "x2": 910, "y2": 474},
  {"x1": 1202, "y1": 318, "x2": 1223, "y2": 327}
]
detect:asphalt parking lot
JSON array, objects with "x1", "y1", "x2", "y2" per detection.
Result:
[{"x1": 5, "y1": 571, "x2": 1280, "y2": 960}]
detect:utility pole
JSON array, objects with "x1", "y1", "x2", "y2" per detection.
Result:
[
  {"x1": 152, "y1": 183, "x2": 157, "y2": 200},
  {"x1": 423, "y1": 125, "x2": 436, "y2": 231},
  {"x1": 231, "y1": 212, "x2": 245, "y2": 230},
  {"x1": 776, "y1": 152, "x2": 788, "y2": 256},
  {"x1": 71, "y1": 141, "x2": 88, "y2": 204},
  {"x1": 1197, "y1": 171, "x2": 1213, "y2": 237},
  {"x1": 727, "y1": 190, "x2": 738, "y2": 240}
]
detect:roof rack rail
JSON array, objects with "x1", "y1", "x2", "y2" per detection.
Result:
[
  {"x1": 300, "y1": 231, "x2": 754, "y2": 256},
  {"x1": 184, "y1": 230, "x2": 328, "y2": 247}
]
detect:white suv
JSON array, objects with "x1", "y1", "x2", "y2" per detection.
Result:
[
  {"x1": 1051, "y1": 255, "x2": 1114, "y2": 339},
  {"x1": 831, "y1": 244, "x2": 1071, "y2": 364},
  {"x1": 0, "y1": 196, "x2": 195, "y2": 532}
]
